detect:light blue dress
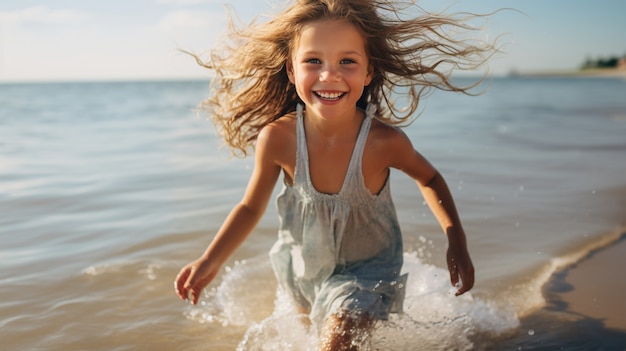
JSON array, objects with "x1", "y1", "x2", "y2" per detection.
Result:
[{"x1": 269, "y1": 104, "x2": 407, "y2": 328}]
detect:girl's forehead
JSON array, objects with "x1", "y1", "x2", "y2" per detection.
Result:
[
  {"x1": 292, "y1": 19, "x2": 366, "y2": 51},
  {"x1": 299, "y1": 18, "x2": 359, "y2": 35}
]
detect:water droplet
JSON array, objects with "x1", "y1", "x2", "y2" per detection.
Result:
[{"x1": 528, "y1": 329, "x2": 535, "y2": 336}]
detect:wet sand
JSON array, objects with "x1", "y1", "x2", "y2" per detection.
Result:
[
  {"x1": 492, "y1": 235, "x2": 626, "y2": 349},
  {"x1": 547, "y1": 234, "x2": 626, "y2": 331}
]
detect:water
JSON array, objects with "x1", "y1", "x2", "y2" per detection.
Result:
[{"x1": 1, "y1": 77, "x2": 625, "y2": 350}]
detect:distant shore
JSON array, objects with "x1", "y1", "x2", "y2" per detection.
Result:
[{"x1": 512, "y1": 67, "x2": 626, "y2": 78}]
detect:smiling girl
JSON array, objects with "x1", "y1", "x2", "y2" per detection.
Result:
[{"x1": 175, "y1": 1, "x2": 495, "y2": 349}]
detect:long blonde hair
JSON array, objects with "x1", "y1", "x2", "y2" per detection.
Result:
[{"x1": 193, "y1": 0, "x2": 497, "y2": 156}]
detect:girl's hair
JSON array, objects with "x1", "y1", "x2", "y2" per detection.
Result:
[{"x1": 193, "y1": 0, "x2": 497, "y2": 156}]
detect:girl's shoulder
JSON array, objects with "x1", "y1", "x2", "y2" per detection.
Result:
[
  {"x1": 260, "y1": 111, "x2": 297, "y2": 139},
  {"x1": 255, "y1": 111, "x2": 298, "y2": 159},
  {"x1": 368, "y1": 118, "x2": 413, "y2": 148},
  {"x1": 364, "y1": 116, "x2": 422, "y2": 173}
]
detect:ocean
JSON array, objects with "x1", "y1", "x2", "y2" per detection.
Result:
[{"x1": 1, "y1": 77, "x2": 625, "y2": 350}]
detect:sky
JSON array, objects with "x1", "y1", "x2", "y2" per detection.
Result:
[{"x1": 0, "y1": 0, "x2": 624, "y2": 82}]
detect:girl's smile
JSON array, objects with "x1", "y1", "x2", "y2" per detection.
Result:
[{"x1": 315, "y1": 91, "x2": 345, "y2": 101}]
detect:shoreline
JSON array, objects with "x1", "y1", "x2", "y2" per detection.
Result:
[
  {"x1": 493, "y1": 233, "x2": 626, "y2": 349},
  {"x1": 545, "y1": 232, "x2": 626, "y2": 332},
  {"x1": 513, "y1": 67, "x2": 626, "y2": 79}
]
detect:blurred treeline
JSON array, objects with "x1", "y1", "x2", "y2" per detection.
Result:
[{"x1": 581, "y1": 52, "x2": 626, "y2": 69}]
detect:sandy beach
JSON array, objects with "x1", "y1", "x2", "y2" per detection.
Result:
[
  {"x1": 491, "y1": 234, "x2": 626, "y2": 349},
  {"x1": 547, "y1": 233, "x2": 626, "y2": 332}
]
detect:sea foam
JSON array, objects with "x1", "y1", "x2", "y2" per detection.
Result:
[{"x1": 187, "y1": 253, "x2": 520, "y2": 350}]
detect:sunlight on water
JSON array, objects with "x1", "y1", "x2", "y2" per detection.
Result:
[{"x1": 2, "y1": 79, "x2": 625, "y2": 350}]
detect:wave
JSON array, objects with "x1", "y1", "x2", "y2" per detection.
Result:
[
  {"x1": 82, "y1": 258, "x2": 169, "y2": 281},
  {"x1": 496, "y1": 227, "x2": 626, "y2": 319}
]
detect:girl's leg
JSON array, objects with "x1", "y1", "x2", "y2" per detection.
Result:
[{"x1": 319, "y1": 311, "x2": 373, "y2": 351}]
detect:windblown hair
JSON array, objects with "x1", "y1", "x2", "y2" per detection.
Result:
[{"x1": 193, "y1": 0, "x2": 497, "y2": 156}]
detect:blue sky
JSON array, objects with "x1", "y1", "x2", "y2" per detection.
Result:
[{"x1": 0, "y1": 0, "x2": 624, "y2": 82}]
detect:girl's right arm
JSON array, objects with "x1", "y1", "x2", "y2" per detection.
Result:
[{"x1": 175, "y1": 125, "x2": 283, "y2": 305}]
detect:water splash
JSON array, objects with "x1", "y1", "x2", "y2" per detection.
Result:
[{"x1": 191, "y1": 253, "x2": 520, "y2": 350}]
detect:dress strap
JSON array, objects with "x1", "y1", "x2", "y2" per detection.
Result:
[
  {"x1": 338, "y1": 105, "x2": 374, "y2": 196},
  {"x1": 364, "y1": 103, "x2": 376, "y2": 120},
  {"x1": 294, "y1": 104, "x2": 308, "y2": 186},
  {"x1": 349, "y1": 105, "x2": 374, "y2": 172}
]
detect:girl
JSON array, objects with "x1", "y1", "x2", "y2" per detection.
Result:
[{"x1": 175, "y1": 0, "x2": 493, "y2": 349}]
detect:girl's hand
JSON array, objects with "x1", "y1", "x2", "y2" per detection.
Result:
[
  {"x1": 174, "y1": 257, "x2": 219, "y2": 305},
  {"x1": 446, "y1": 244, "x2": 474, "y2": 296}
]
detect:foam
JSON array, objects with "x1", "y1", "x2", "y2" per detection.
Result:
[{"x1": 187, "y1": 253, "x2": 520, "y2": 350}]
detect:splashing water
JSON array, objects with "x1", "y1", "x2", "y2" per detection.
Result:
[{"x1": 186, "y1": 253, "x2": 519, "y2": 350}]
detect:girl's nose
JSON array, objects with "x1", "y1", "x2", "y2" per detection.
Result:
[{"x1": 319, "y1": 65, "x2": 340, "y2": 81}]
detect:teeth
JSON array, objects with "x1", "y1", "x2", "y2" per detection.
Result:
[{"x1": 317, "y1": 92, "x2": 343, "y2": 100}]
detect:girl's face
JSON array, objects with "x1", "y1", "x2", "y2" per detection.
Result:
[{"x1": 287, "y1": 19, "x2": 373, "y2": 121}]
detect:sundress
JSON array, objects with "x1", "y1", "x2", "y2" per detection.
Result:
[{"x1": 269, "y1": 104, "x2": 407, "y2": 328}]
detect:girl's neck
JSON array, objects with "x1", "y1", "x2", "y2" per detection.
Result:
[{"x1": 303, "y1": 106, "x2": 364, "y2": 143}]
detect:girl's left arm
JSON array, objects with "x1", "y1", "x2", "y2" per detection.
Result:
[
  {"x1": 418, "y1": 171, "x2": 474, "y2": 296},
  {"x1": 387, "y1": 129, "x2": 474, "y2": 296}
]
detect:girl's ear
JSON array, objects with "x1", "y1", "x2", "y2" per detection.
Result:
[
  {"x1": 286, "y1": 60, "x2": 295, "y2": 84},
  {"x1": 364, "y1": 63, "x2": 374, "y2": 86}
]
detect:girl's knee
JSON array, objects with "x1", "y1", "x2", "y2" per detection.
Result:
[{"x1": 319, "y1": 311, "x2": 373, "y2": 351}]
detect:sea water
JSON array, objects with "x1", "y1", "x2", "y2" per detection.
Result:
[{"x1": 1, "y1": 77, "x2": 625, "y2": 350}]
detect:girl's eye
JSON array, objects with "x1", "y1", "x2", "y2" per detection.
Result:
[
  {"x1": 340, "y1": 59, "x2": 355, "y2": 64},
  {"x1": 306, "y1": 58, "x2": 321, "y2": 64}
]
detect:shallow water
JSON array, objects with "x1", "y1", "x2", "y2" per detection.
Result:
[{"x1": 1, "y1": 77, "x2": 625, "y2": 350}]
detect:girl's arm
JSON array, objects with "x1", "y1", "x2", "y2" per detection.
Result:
[
  {"x1": 418, "y1": 171, "x2": 474, "y2": 296},
  {"x1": 387, "y1": 128, "x2": 474, "y2": 296},
  {"x1": 175, "y1": 126, "x2": 283, "y2": 305}
]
